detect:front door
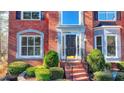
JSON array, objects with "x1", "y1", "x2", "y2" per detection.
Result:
[{"x1": 61, "y1": 33, "x2": 82, "y2": 60}]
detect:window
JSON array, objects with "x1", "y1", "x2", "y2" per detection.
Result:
[
  {"x1": 107, "y1": 35, "x2": 116, "y2": 57},
  {"x1": 20, "y1": 35, "x2": 41, "y2": 57},
  {"x1": 22, "y1": 11, "x2": 41, "y2": 20},
  {"x1": 61, "y1": 11, "x2": 80, "y2": 25},
  {"x1": 95, "y1": 36, "x2": 102, "y2": 52},
  {"x1": 98, "y1": 11, "x2": 117, "y2": 21}
]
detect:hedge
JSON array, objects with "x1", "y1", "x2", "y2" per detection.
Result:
[
  {"x1": 8, "y1": 61, "x2": 30, "y2": 76},
  {"x1": 50, "y1": 67, "x2": 64, "y2": 80}
]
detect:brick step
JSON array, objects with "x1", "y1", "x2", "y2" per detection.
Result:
[
  {"x1": 69, "y1": 72, "x2": 88, "y2": 76},
  {"x1": 73, "y1": 76, "x2": 89, "y2": 81},
  {"x1": 65, "y1": 69, "x2": 86, "y2": 73}
]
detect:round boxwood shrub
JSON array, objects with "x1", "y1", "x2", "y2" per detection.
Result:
[
  {"x1": 105, "y1": 63, "x2": 112, "y2": 70},
  {"x1": 87, "y1": 49, "x2": 105, "y2": 73},
  {"x1": 35, "y1": 68, "x2": 51, "y2": 81},
  {"x1": 43, "y1": 50, "x2": 59, "y2": 68},
  {"x1": 117, "y1": 62, "x2": 124, "y2": 71},
  {"x1": 93, "y1": 71, "x2": 112, "y2": 81},
  {"x1": 8, "y1": 61, "x2": 30, "y2": 76},
  {"x1": 50, "y1": 67, "x2": 64, "y2": 80},
  {"x1": 26, "y1": 67, "x2": 36, "y2": 77},
  {"x1": 26, "y1": 65, "x2": 48, "y2": 77},
  {"x1": 115, "y1": 72, "x2": 124, "y2": 81}
]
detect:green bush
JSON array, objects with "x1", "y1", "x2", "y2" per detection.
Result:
[
  {"x1": 105, "y1": 63, "x2": 112, "y2": 70},
  {"x1": 93, "y1": 71, "x2": 112, "y2": 81},
  {"x1": 115, "y1": 72, "x2": 124, "y2": 81},
  {"x1": 87, "y1": 49, "x2": 105, "y2": 73},
  {"x1": 8, "y1": 61, "x2": 30, "y2": 76},
  {"x1": 26, "y1": 67, "x2": 36, "y2": 77},
  {"x1": 50, "y1": 67, "x2": 64, "y2": 80},
  {"x1": 43, "y1": 50, "x2": 59, "y2": 68},
  {"x1": 35, "y1": 68, "x2": 51, "y2": 81},
  {"x1": 117, "y1": 62, "x2": 124, "y2": 71}
]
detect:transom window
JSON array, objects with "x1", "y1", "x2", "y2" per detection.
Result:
[
  {"x1": 98, "y1": 11, "x2": 117, "y2": 21},
  {"x1": 107, "y1": 35, "x2": 116, "y2": 57},
  {"x1": 21, "y1": 35, "x2": 41, "y2": 57},
  {"x1": 61, "y1": 11, "x2": 80, "y2": 25},
  {"x1": 22, "y1": 11, "x2": 41, "y2": 20},
  {"x1": 95, "y1": 36, "x2": 102, "y2": 52}
]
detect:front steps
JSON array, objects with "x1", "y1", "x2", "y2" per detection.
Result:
[{"x1": 64, "y1": 62, "x2": 89, "y2": 81}]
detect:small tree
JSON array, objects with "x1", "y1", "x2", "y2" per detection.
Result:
[{"x1": 87, "y1": 49, "x2": 105, "y2": 73}]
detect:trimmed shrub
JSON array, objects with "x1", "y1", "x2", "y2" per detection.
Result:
[
  {"x1": 115, "y1": 72, "x2": 124, "y2": 81},
  {"x1": 26, "y1": 67, "x2": 36, "y2": 77},
  {"x1": 50, "y1": 67, "x2": 64, "y2": 80},
  {"x1": 105, "y1": 63, "x2": 112, "y2": 70},
  {"x1": 117, "y1": 62, "x2": 124, "y2": 71},
  {"x1": 43, "y1": 50, "x2": 59, "y2": 68},
  {"x1": 35, "y1": 68, "x2": 51, "y2": 81},
  {"x1": 87, "y1": 49, "x2": 105, "y2": 73},
  {"x1": 93, "y1": 71, "x2": 112, "y2": 81},
  {"x1": 8, "y1": 61, "x2": 30, "y2": 76}
]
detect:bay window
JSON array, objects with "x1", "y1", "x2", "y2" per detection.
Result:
[{"x1": 95, "y1": 36, "x2": 102, "y2": 52}]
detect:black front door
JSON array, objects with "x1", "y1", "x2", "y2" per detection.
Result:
[{"x1": 66, "y1": 35, "x2": 76, "y2": 58}]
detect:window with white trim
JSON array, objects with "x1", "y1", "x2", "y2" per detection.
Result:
[
  {"x1": 61, "y1": 11, "x2": 80, "y2": 25},
  {"x1": 95, "y1": 36, "x2": 102, "y2": 52},
  {"x1": 20, "y1": 35, "x2": 42, "y2": 57},
  {"x1": 106, "y1": 35, "x2": 117, "y2": 57},
  {"x1": 22, "y1": 11, "x2": 41, "y2": 20},
  {"x1": 98, "y1": 11, "x2": 117, "y2": 21}
]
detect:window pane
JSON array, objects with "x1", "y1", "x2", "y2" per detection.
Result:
[
  {"x1": 28, "y1": 47, "x2": 34, "y2": 55},
  {"x1": 96, "y1": 36, "x2": 102, "y2": 45},
  {"x1": 28, "y1": 37, "x2": 34, "y2": 46},
  {"x1": 23, "y1": 12, "x2": 31, "y2": 19},
  {"x1": 98, "y1": 11, "x2": 106, "y2": 20},
  {"x1": 32, "y1": 12, "x2": 40, "y2": 19},
  {"x1": 22, "y1": 37, "x2": 27, "y2": 46},
  {"x1": 107, "y1": 36, "x2": 116, "y2": 56},
  {"x1": 96, "y1": 36, "x2": 102, "y2": 52},
  {"x1": 21, "y1": 47, "x2": 27, "y2": 55},
  {"x1": 62, "y1": 11, "x2": 79, "y2": 24},
  {"x1": 107, "y1": 12, "x2": 116, "y2": 20},
  {"x1": 35, "y1": 37, "x2": 40, "y2": 46},
  {"x1": 97, "y1": 46, "x2": 102, "y2": 52},
  {"x1": 35, "y1": 47, "x2": 40, "y2": 55}
]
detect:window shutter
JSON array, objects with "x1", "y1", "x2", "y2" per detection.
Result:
[
  {"x1": 16, "y1": 11, "x2": 21, "y2": 20},
  {"x1": 41, "y1": 11, "x2": 45, "y2": 20},
  {"x1": 94, "y1": 11, "x2": 98, "y2": 20},
  {"x1": 117, "y1": 11, "x2": 121, "y2": 20}
]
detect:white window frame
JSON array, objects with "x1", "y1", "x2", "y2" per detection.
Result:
[
  {"x1": 21, "y1": 11, "x2": 41, "y2": 20},
  {"x1": 95, "y1": 35, "x2": 103, "y2": 53},
  {"x1": 98, "y1": 11, "x2": 117, "y2": 21},
  {"x1": 60, "y1": 11, "x2": 81, "y2": 25},
  {"x1": 105, "y1": 34, "x2": 118, "y2": 58},
  {"x1": 18, "y1": 35, "x2": 43, "y2": 59}
]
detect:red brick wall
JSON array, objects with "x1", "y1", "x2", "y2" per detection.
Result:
[
  {"x1": 47, "y1": 11, "x2": 59, "y2": 51},
  {"x1": 84, "y1": 11, "x2": 94, "y2": 55},
  {"x1": 8, "y1": 11, "x2": 51, "y2": 65}
]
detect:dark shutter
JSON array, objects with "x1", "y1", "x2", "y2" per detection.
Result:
[
  {"x1": 117, "y1": 11, "x2": 121, "y2": 20},
  {"x1": 16, "y1": 11, "x2": 21, "y2": 20},
  {"x1": 41, "y1": 11, "x2": 45, "y2": 20},
  {"x1": 94, "y1": 11, "x2": 98, "y2": 20}
]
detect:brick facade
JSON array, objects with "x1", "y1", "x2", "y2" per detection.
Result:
[
  {"x1": 8, "y1": 11, "x2": 59, "y2": 66},
  {"x1": 8, "y1": 11, "x2": 124, "y2": 66}
]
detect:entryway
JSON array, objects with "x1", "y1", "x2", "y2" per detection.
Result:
[{"x1": 61, "y1": 32, "x2": 83, "y2": 61}]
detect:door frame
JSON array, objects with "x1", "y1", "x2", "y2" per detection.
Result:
[{"x1": 61, "y1": 32, "x2": 82, "y2": 60}]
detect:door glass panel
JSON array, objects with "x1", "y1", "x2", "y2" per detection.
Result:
[
  {"x1": 66, "y1": 35, "x2": 76, "y2": 58},
  {"x1": 107, "y1": 36, "x2": 116, "y2": 56}
]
